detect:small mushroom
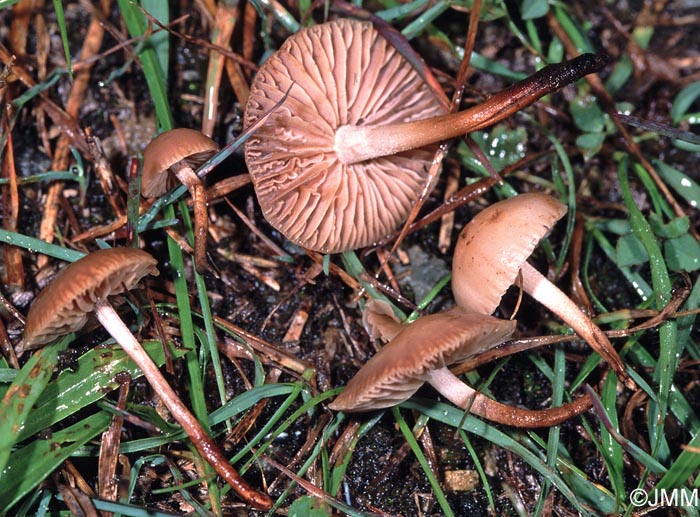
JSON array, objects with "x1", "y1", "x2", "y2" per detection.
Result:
[
  {"x1": 330, "y1": 301, "x2": 592, "y2": 427},
  {"x1": 451, "y1": 193, "x2": 632, "y2": 387},
  {"x1": 141, "y1": 128, "x2": 220, "y2": 274},
  {"x1": 244, "y1": 19, "x2": 606, "y2": 252},
  {"x1": 20, "y1": 248, "x2": 272, "y2": 510}
]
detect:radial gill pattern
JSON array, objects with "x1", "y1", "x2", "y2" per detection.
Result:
[{"x1": 244, "y1": 18, "x2": 446, "y2": 253}]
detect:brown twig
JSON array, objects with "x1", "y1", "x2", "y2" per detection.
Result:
[
  {"x1": 98, "y1": 374, "x2": 130, "y2": 515},
  {"x1": 37, "y1": 0, "x2": 111, "y2": 267},
  {"x1": 1, "y1": 112, "x2": 24, "y2": 290}
]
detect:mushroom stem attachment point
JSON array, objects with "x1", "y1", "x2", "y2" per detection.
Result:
[
  {"x1": 93, "y1": 299, "x2": 273, "y2": 510},
  {"x1": 519, "y1": 261, "x2": 633, "y2": 389},
  {"x1": 335, "y1": 53, "x2": 608, "y2": 165},
  {"x1": 426, "y1": 367, "x2": 592, "y2": 428}
]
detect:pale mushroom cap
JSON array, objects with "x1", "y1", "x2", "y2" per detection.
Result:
[
  {"x1": 244, "y1": 18, "x2": 446, "y2": 253},
  {"x1": 23, "y1": 248, "x2": 159, "y2": 349},
  {"x1": 141, "y1": 128, "x2": 220, "y2": 198},
  {"x1": 451, "y1": 193, "x2": 567, "y2": 314},
  {"x1": 329, "y1": 307, "x2": 516, "y2": 411}
]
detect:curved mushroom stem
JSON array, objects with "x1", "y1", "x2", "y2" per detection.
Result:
[
  {"x1": 427, "y1": 367, "x2": 592, "y2": 428},
  {"x1": 93, "y1": 299, "x2": 273, "y2": 510},
  {"x1": 520, "y1": 262, "x2": 634, "y2": 389},
  {"x1": 335, "y1": 53, "x2": 608, "y2": 165},
  {"x1": 171, "y1": 160, "x2": 208, "y2": 274}
]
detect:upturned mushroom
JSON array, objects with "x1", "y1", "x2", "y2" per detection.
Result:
[
  {"x1": 141, "y1": 128, "x2": 220, "y2": 274},
  {"x1": 244, "y1": 18, "x2": 607, "y2": 253},
  {"x1": 329, "y1": 300, "x2": 592, "y2": 427},
  {"x1": 20, "y1": 247, "x2": 273, "y2": 510},
  {"x1": 451, "y1": 193, "x2": 632, "y2": 387}
]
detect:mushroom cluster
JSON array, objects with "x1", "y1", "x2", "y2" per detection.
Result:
[
  {"x1": 21, "y1": 248, "x2": 273, "y2": 510},
  {"x1": 330, "y1": 193, "x2": 630, "y2": 426},
  {"x1": 452, "y1": 193, "x2": 630, "y2": 387},
  {"x1": 244, "y1": 18, "x2": 607, "y2": 253}
]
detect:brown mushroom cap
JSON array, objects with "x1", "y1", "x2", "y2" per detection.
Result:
[
  {"x1": 244, "y1": 18, "x2": 446, "y2": 253},
  {"x1": 141, "y1": 128, "x2": 219, "y2": 198},
  {"x1": 451, "y1": 193, "x2": 632, "y2": 386},
  {"x1": 23, "y1": 247, "x2": 158, "y2": 349},
  {"x1": 362, "y1": 298, "x2": 405, "y2": 342},
  {"x1": 328, "y1": 307, "x2": 516, "y2": 411},
  {"x1": 452, "y1": 193, "x2": 567, "y2": 314}
]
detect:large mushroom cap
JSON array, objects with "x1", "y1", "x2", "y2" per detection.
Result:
[
  {"x1": 329, "y1": 307, "x2": 516, "y2": 411},
  {"x1": 244, "y1": 18, "x2": 446, "y2": 253},
  {"x1": 141, "y1": 128, "x2": 219, "y2": 198},
  {"x1": 452, "y1": 193, "x2": 567, "y2": 314},
  {"x1": 23, "y1": 248, "x2": 159, "y2": 349}
]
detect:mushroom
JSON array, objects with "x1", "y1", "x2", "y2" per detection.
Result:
[
  {"x1": 329, "y1": 300, "x2": 592, "y2": 427},
  {"x1": 20, "y1": 247, "x2": 273, "y2": 510},
  {"x1": 244, "y1": 18, "x2": 607, "y2": 253},
  {"x1": 141, "y1": 128, "x2": 220, "y2": 274},
  {"x1": 451, "y1": 193, "x2": 632, "y2": 387}
]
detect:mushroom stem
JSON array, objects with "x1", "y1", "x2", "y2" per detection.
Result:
[
  {"x1": 171, "y1": 160, "x2": 208, "y2": 274},
  {"x1": 426, "y1": 367, "x2": 592, "y2": 428},
  {"x1": 335, "y1": 53, "x2": 608, "y2": 165},
  {"x1": 519, "y1": 262, "x2": 633, "y2": 389},
  {"x1": 93, "y1": 298, "x2": 273, "y2": 510}
]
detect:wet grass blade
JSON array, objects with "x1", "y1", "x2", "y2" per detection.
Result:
[
  {"x1": 534, "y1": 347, "x2": 566, "y2": 516},
  {"x1": 402, "y1": 398, "x2": 614, "y2": 514},
  {"x1": 393, "y1": 407, "x2": 454, "y2": 517},
  {"x1": 656, "y1": 427, "x2": 700, "y2": 490},
  {"x1": 618, "y1": 157, "x2": 676, "y2": 458},
  {"x1": 0, "y1": 336, "x2": 72, "y2": 474},
  {"x1": 116, "y1": 0, "x2": 173, "y2": 130},
  {"x1": 400, "y1": 0, "x2": 451, "y2": 39},
  {"x1": 599, "y1": 373, "x2": 626, "y2": 501},
  {"x1": 460, "y1": 429, "x2": 496, "y2": 512},
  {"x1": 249, "y1": 0, "x2": 300, "y2": 33},
  {"x1": 209, "y1": 383, "x2": 299, "y2": 424},
  {"x1": 627, "y1": 344, "x2": 700, "y2": 433},
  {"x1": 0, "y1": 229, "x2": 85, "y2": 262},
  {"x1": 88, "y1": 497, "x2": 188, "y2": 516},
  {"x1": 235, "y1": 372, "x2": 326, "y2": 468},
  {"x1": 140, "y1": 0, "x2": 169, "y2": 80},
  {"x1": 0, "y1": 411, "x2": 111, "y2": 513},
  {"x1": 654, "y1": 160, "x2": 700, "y2": 208},
  {"x1": 182, "y1": 207, "x2": 229, "y2": 413},
  {"x1": 585, "y1": 385, "x2": 667, "y2": 475},
  {"x1": 328, "y1": 414, "x2": 382, "y2": 497},
  {"x1": 17, "y1": 341, "x2": 188, "y2": 442},
  {"x1": 51, "y1": 0, "x2": 72, "y2": 79},
  {"x1": 586, "y1": 225, "x2": 653, "y2": 303},
  {"x1": 0, "y1": 168, "x2": 84, "y2": 185}
]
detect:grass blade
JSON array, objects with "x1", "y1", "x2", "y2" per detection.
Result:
[{"x1": 0, "y1": 336, "x2": 72, "y2": 473}]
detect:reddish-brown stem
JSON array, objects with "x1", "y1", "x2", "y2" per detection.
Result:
[
  {"x1": 171, "y1": 161, "x2": 208, "y2": 274},
  {"x1": 335, "y1": 53, "x2": 608, "y2": 164},
  {"x1": 427, "y1": 367, "x2": 592, "y2": 427},
  {"x1": 94, "y1": 299, "x2": 273, "y2": 510}
]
